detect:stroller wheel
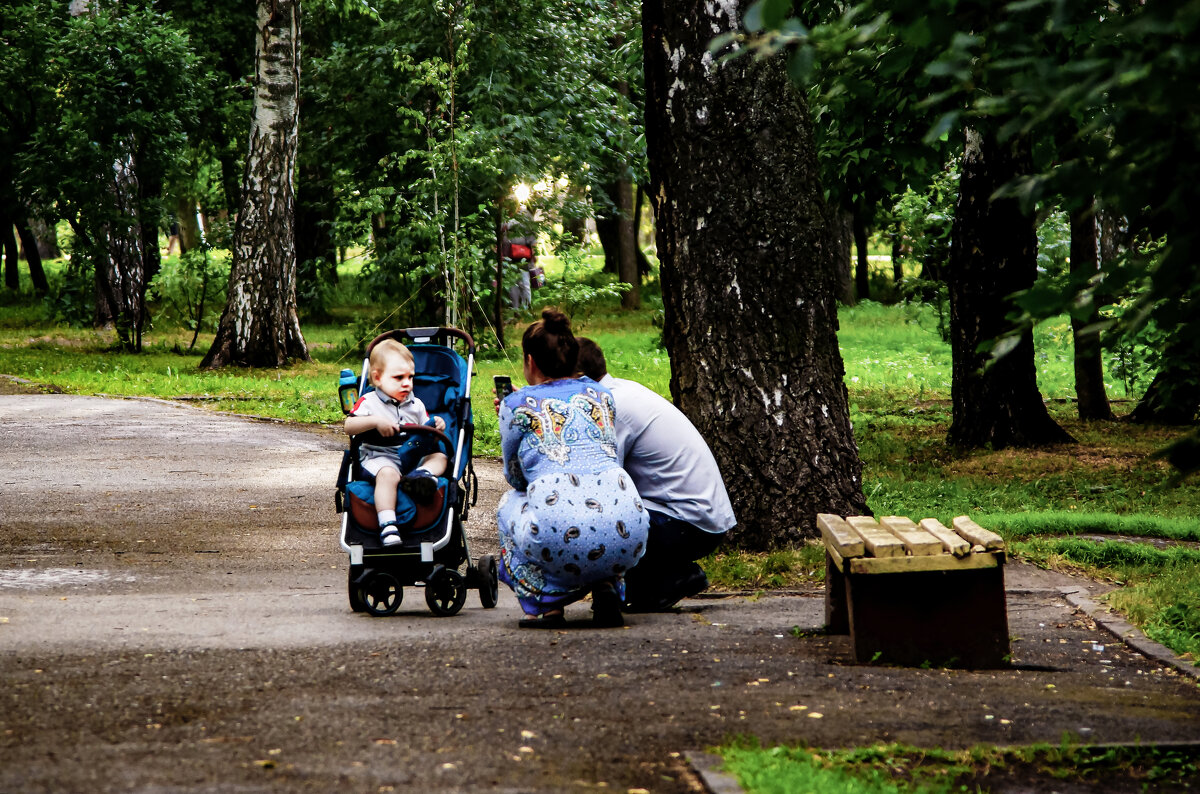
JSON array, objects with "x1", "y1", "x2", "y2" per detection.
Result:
[
  {"x1": 348, "y1": 565, "x2": 368, "y2": 612},
  {"x1": 360, "y1": 571, "x2": 403, "y2": 616},
  {"x1": 425, "y1": 567, "x2": 467, "y2": 617},
  {"x1": 477, "y1": 554, "x2": 499, "y2": 609}
]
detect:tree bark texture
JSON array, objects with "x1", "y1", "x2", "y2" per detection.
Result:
[
  {"x1": 93, "y1": 149, "x2": 148, "y2": 351},
  {"x1": 203, "y1": 0, "x2": 308, "y2": 369},
  {"x1": 946, "y1": 129, "x2": 1073, "y2": 447},
  {"x1": 830, "y1": 209, "x2": 854, "y2": 305},
  {"x1": 643, "y1": 0, "x2": 867, "y2": 549},
  {"x1": 1068, "y1": 200, "x2": 1113, "y2": 421}
]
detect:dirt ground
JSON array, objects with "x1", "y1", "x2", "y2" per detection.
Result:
[{"x1": 2, "y1": 391, "x2": 1199, "y2": 793}]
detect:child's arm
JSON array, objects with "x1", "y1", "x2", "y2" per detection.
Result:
[{"x1": 345, "y1": 414, "x2": 398, "y2": 437}]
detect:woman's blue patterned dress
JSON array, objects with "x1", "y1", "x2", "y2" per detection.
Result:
[{"x1": 496, "y1": 376, "x2": 649, "y2": 615}]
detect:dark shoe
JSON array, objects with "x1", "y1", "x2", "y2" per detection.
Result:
[
  {"x1": 591, "y1": 582, "x2": 624, "y2": 628},
  {"x1": 518, "y1": 611, "x2": 565, "y2": 629},
  {"x1": 399, "y1": 472, "x2": 438, "y2": 504},
  {"x1": 625, "y1": 568, "x2": 708, "y2": 613}
]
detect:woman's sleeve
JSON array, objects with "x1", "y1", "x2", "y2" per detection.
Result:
[{"x1": 498, "y1": 400, "x2": 528, "y2": 490}]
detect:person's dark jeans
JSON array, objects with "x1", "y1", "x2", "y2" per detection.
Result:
[{"x1": 623, "y1": 509, "x2": 724, "y2": 610}]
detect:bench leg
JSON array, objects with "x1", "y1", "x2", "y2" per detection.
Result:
[
  {"x1": 824, "y1": 551, "x2": 849, "y2": 634},
  {"x1": 846, "y1": 566, "x2": 1010, "y2": 668}
]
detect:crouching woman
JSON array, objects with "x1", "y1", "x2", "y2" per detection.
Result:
[{"x1": 496, "y1": 308, "x2": 648, "y2": 628}]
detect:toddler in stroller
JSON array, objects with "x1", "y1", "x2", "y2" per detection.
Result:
[{"x1": 336, "y1": 327, "x2": 498, "y2": 617}]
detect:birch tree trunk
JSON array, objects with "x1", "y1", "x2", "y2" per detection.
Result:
[
  {"x1": 1069, "y1": 199, "x2": 1113, "y2": 421},
  {"x1": 946, "y1": 128, "x2": 1073, "y2": 447},
  {"x1": 202, "y1": 0, "x2": 309, "y2": 368},
  {"x1": 643, "y1": 0, "x2": 867, "y2": 549}
]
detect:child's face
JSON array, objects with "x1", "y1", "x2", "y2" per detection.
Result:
[{"x1": 373, "y1": 355, "x2": 415, "y2": 402}]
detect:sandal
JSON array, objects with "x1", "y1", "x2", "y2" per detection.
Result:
[{"x1": 518, "y1": 610, "x2": 565, "y2": 629}]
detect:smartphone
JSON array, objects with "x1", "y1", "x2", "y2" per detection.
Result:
[{"x1": 494, "y1": 375, "x2": 514, "y2": 400}]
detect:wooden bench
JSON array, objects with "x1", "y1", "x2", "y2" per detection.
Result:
[{"x1": 818, "y1": 513, "x2": 1010, "y2": 668}]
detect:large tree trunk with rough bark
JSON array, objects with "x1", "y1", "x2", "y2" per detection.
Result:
[
  {"x1": 643, "y1": 0, "x2": 867, "y2": 550},
  {"x1": 202, "y1": 0, "x2": 308, "y2": 369},
  {"x1": 1069, "y1": 199, "x2": 1113, "y2": 421},
  {"x1": 947, "y1": 129, "x2": 1073, "y2": 447}
]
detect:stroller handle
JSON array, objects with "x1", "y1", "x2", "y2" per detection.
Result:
[
  {"x1": 367, "y1": 327, "x2": 475, "y2": 357},
  {"x1": 352, "y1": 423, "x2": 454, "y2": 453}
]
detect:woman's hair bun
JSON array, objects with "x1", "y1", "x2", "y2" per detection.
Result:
[{"x1": 541, "y1": 307, "x2": 571, "y2": 334}]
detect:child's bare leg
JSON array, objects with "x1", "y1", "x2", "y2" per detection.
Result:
[
  {"x1": 417, "y1": 452, "x2": 448, "y2": 477},
  {"x1": 374, "y1": 467, "x2": 401, "y2": 515}
]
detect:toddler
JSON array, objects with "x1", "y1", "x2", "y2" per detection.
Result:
[{"x1": 345, "y1": 339, "x2": 449, "y2": 546}]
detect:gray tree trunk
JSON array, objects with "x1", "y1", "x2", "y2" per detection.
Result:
[
  {"x1": 202, "y1": 0, "x2": 308, "y2": 368},
  {"x1": 1069, "y1": 199, "x2": 1113, "y2": 421},
  {"x1": 643, "y1": 0, "x2": 867, "y2": 550},
  {"x1": 946, "y1": 128, "x2": 1073, "y2": 447}
]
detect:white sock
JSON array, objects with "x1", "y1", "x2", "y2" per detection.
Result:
[{"x1": 377, "y1": 509, "x2": 397, "y2": 527}]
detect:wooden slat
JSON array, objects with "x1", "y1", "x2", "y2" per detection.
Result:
[
  {"x1": 918, "y1": 518, "x2": 972, "y2": 557},
  {"x1": 844, "y1": 515, "x2": 906, "y2": 558},
  {"x1": 817, "y1": 513, "x2": 864, "y2": 560},
  {"x1": 878, "y1": 516, "x2": 944, "y2": 556},
  {"x1": 952, "y1": 516, "x2": 1005, "y2": 550},
  {"x1": 847, "y1": 550, "x2": 1005, "y2": 575}
]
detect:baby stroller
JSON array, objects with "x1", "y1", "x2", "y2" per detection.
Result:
[{"x1": 336, "y1": 326, "x2": 498, "y2": 617}]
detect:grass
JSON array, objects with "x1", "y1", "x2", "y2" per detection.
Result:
[
  {"x1": 718, "y1": 741, "x2": 1200, "y2": 794},
  {"x1": 3, "y1": 252, "x2": 1200, "y2": 660}
]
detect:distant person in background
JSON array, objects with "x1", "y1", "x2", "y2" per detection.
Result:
[
  {"x1": 503, "y1": 208, "x2": 537, "y2": 310},
  {"x1": 576, "y1": 338, "x2": 736, "y2": 611}
]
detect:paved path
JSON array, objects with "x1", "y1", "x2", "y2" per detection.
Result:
[{"x1": 3, "y1": 395, "x2": 1199, "y2": 793}]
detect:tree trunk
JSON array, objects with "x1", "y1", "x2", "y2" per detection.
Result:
[
  {"x1": 853, "y1": 207, "x2": 870, "y2": 301},
  {"x1": 644, "y1": 0, "x2": 867, "y2": 550},
  {"x1": 15, "y1": 220, "x2": 50, "y2": 293},
  {"x1": 1069, "y1": 199, "x2": 1113, "y2": 421},
  {"x1": 93, "y1": 149, "x2": 148, "y2": 350},
  {"x1": 891, "y1": 221, "x2": 903, "y2": 285},
  {"x1": 177, "y1": 197, "x2": 202, "y2": 253},
  {"x1": 616, "y1": 173, "x2": 640, "y2": 308},
  {"x1": 594, "y1": 182, "x2": 621, "y2": 274},
  {"x1": 946, "y1": 128, "x2": 1073, "y2": 448},
  {"x1": 29, "y1": 216, "x2": 60, "y2": 261},
  {"x1": 3, "y1": 221, "x2": 18, "y2": 290},
  {"x1": 202, "y1": 0, "x2": 308, "y2": 369},
  {"x1": 830, "y1": 208, "x2": 854, "y2": 305}
]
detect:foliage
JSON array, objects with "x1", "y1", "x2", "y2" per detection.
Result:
[
  {"x1": 300, "y1": 0, "x2": 643, "y2": 334},
  {"x1": 147, "y1": 249, "x2": 231, "y2": 346},
  {"x1": 535, "y1": 235, "x2": 631, "y2": 328},
  {"x1": 719, "y1": 741, "x2": 1200, "y2": 793}
]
